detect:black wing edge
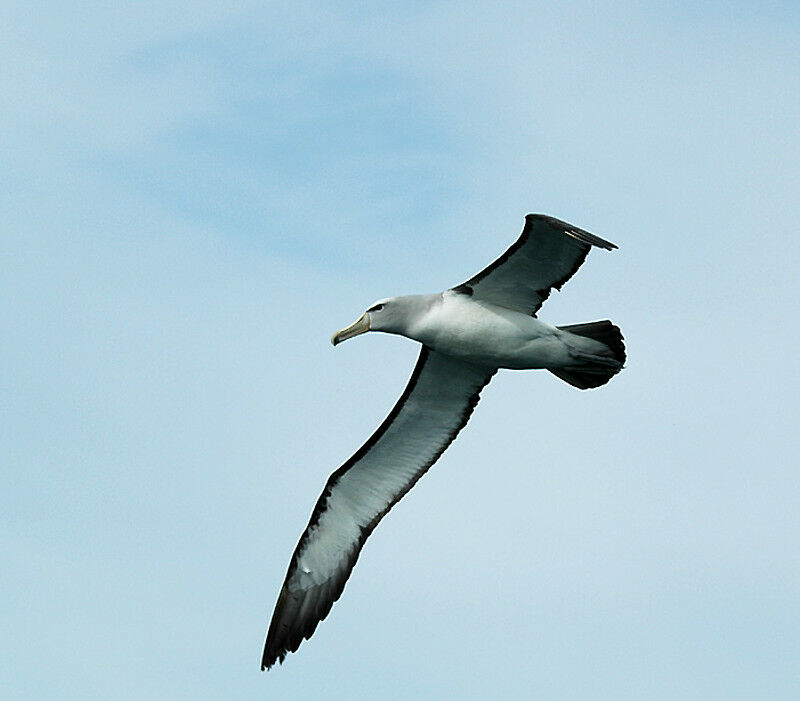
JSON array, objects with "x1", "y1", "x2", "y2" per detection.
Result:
[
  {"x1": 261, "y1": 348, "x2": 495, "y2": 670},
  {"x1": 452, "y1": 214, "x2": 618, "y2": 315},
  {"x1": 463, "y1": 214, "x2": 617, "y2": 286},
  {"x1": 530, "y1": 214, "x2": 617, "y2": 251}
]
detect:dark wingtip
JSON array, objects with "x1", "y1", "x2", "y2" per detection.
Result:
[
  {"x1": 261, "y1": 647, "x2": 286, "y2": 671},
  {"x1": 525, "y1": 213, "x2": 618, "y2": 250}
]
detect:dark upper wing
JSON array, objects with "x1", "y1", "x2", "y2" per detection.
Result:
[
  {"x1": 262, "y1": 348, "x2": 495, "y2": 670},
  {"x1": 454, "y1": 214, "x2": 617, "y2": 316}
]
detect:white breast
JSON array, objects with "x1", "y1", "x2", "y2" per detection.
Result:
[{"x1": 408, "y1": 292, "x2": 568, "y2": 369}]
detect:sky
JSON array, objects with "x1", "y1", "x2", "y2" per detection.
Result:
[{"x1": 2, "y1": 1, "x2": 799, "y2": 698}]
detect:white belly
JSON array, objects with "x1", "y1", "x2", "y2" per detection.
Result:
[{"x1": 408, "y1": 293, "x2": 571, "y2": 369}]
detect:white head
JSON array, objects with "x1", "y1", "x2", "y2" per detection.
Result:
[{"x1": 331, "y1": 294, "x2": 438, "y2": 346}]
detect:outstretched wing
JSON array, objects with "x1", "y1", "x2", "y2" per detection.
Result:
[
  {"x1": 454, "y1": 214, "x2": 617, "y2": 316},
  {"x1": 262, "y1": 348, "x2": 495, "y2": 669}
]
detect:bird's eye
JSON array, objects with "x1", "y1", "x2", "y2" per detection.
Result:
[{"x1": 367, "y1": 304, "x2": 384, "y2": 313}]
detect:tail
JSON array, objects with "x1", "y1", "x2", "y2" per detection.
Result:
[{"x1": 549, "y1": 320, "x2": 626, "y2": 390}]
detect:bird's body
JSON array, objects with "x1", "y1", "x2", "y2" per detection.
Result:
[
  {"x1": 261, "y1": 214, "x2": 626, "y2": 669},
  {"x1": 396, "y1": 290, "x2": 615, "y2": 370}
]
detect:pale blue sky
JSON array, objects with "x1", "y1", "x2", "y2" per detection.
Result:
[{"x1": 2, "y1": 2, "x2": 799, "y2": 698}]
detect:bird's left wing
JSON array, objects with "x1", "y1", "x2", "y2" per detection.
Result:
[
  {"x1": 454, "y1": 214, "x2": 617, "y2": 316},
  {"x1": 262, "y1": 347, "x2": 495, "y2": 669}
]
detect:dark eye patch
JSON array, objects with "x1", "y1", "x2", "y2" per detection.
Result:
[{"x1": 367, "y1": 304, "x2": 384, "y2": 313}]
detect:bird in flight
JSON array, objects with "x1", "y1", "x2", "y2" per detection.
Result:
[{"x1": 262, "y1": 214, "x2": 625, "y2": 669}]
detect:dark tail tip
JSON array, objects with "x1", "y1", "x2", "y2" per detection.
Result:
[
  {"x1": 552, "y1": 320, "x2": 626, "y2": 389},
  {"x1": 557, "y1": 320, "x2": 626, "y2": 365},
  {"x1": 549, "y1": 365, "x2": 622, "y2": 389}
]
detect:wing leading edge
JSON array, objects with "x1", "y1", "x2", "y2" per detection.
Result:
[{"x1": 262, "y1": 348, "x2": 495, "y2": 669}]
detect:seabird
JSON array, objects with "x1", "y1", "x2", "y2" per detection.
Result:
[{"x1": 262, "y1": 214, "x2": 626, "y2": 669}]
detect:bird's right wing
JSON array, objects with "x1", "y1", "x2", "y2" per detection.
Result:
[
  {"x1": 453, "y1": 214, "x2": 617, "y2": 316},
  {"x1": 262, "y1": 347, "x2": 495, "y2": 669}
]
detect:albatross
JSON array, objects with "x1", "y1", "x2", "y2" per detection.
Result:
[{"x1": 262, "y1": 213, "x2": 625, "y2": 669}]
